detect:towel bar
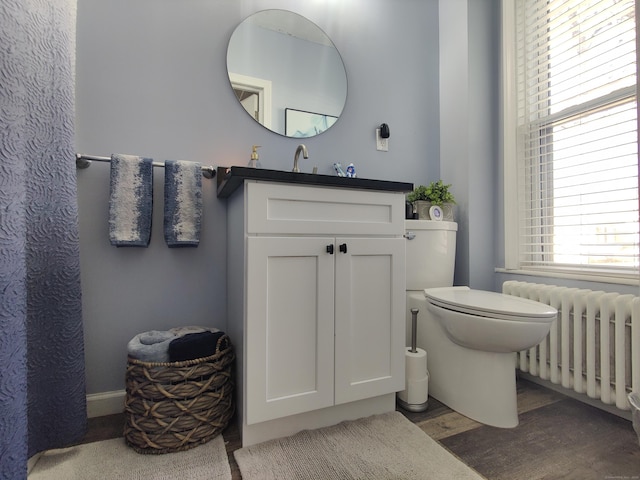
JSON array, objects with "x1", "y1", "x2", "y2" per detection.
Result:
[{"x1": 75, "y1": 154, "x2": 216, "y2": 179}]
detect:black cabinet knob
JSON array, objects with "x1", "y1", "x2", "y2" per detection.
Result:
[
  {"x1": 339, "y1": 243, "x2": 347, "y2": 254},
  {"x1": 326, "y1": 244, "x2": 334, "y2": 254}
]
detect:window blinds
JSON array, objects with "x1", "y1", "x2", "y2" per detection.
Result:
[{"x1": 515, "y1": 0, "x2": 638, "y2": 276}]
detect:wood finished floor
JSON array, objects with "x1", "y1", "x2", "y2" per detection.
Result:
[{"x1": 83, "y1": 378, "x2": 640, "y2": 479}]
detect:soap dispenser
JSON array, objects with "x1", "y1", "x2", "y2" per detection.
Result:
[{"x1": 248, "y1": 145, "x2": 261, "y2": 168}]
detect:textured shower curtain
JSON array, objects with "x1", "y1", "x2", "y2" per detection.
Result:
[{"x1": 0, "y1": 1, "x2": 86, "y2": 478}]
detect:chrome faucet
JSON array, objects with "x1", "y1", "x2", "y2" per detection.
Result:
[{"x1": 292, "y1": 144, "x2": 308, "y2": 173}]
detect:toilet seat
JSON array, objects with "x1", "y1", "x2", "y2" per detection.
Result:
[{"x1": 424, "y1": 286, "x2": 557, "y2": 323}]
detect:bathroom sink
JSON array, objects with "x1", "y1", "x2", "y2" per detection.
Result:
[{"x1": 216, "y1": 166, "x2": 413, "y2": 198}]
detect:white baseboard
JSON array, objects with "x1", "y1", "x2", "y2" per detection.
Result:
[{"x1": 86, "y1": 390, "x2": 126, "y2": 418}]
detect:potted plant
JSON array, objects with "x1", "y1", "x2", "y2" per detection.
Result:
[{"x1": 407, "y1": 180, "x2": 456, "y2": 220}]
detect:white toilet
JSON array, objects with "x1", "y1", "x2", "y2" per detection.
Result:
[{"x1": 405, "y1": 220, "x2": 556, "y2": 428}]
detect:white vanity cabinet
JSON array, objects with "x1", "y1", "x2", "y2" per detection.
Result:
[{"x1": 225, "y1": 179, "x2": 406, "y2": 446}]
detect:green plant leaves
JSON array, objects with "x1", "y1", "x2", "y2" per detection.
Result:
[{"x1": 407, "y1": 180, "x2": 455, "y2": 205}]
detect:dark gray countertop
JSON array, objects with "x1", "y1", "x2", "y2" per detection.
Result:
[{"x1": 216, "y1": 166, "x2": 413, "y2": 198}]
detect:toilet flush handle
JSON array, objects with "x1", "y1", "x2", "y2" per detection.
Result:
[{"x1": 405, "y1": 231, "x2": 416, "y2": 240}]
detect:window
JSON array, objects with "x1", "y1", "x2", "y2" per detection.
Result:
[{"x1": 504, "y1": 0, "x2": 639, "y2": 282}]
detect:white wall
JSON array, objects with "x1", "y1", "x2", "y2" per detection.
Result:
[{"x1": 75, "y1": 0, "x2": 441, "y2": 394}]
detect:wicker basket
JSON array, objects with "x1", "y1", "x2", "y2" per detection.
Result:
[{"x1": 124, "y1": 333, "x2": 235, "y2": 454}]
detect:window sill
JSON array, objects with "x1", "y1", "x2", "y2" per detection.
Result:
[{"x1": 495, "y1": 268, "x2": 639, "y2": 287}]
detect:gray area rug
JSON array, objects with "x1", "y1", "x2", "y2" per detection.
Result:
[
  {"x1": 234, "y1": 411, "x2": 485, "y2": 480},
  {"x1": 28, "y1": 435, "x2": 231, "y2": 480}
]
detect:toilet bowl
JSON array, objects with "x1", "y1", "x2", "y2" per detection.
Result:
[
  {"x1": 404, "y1": 220, "x2": 557, "y2": 428},
  {"x1": 408, "y1": 289, "x2": 555, "y2": 428}
]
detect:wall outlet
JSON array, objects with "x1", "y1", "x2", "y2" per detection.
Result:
[{"x1": 376, "y1": 128, "x2": 389, "y2": 151}]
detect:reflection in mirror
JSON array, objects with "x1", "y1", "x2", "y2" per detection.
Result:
[
  {"x1": 226, "y1": 9, "x2": 347, "y2": 138},
  {"x1": 229, "y1": 72, "x2": 272, "y2": 129}
]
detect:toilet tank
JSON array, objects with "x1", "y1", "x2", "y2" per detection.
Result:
[{"x1": 405, "y1": 220, "x2": 457, "y2": 290}]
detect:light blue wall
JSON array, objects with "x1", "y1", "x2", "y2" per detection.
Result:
[
  {"x1": 76, "y1": 0, "x2": 633, "y2": 396},
  {"x1": 75, "y1": 0, "x2": 441, "y2": 393},
  {"x1": 439, "y1": 0, "x2": 500, "y2": 291}
]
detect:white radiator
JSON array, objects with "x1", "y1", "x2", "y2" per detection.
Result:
[{"x1": 503, "y1": 281, "x2": 640, "y2": 412}]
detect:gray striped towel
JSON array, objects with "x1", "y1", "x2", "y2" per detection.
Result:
[
  {"x1": 163, "y1": 160, "x2": 202, "y2": 247},
  {"x1": 109, "y1": 153, "x2": 153, "y2": 247}
]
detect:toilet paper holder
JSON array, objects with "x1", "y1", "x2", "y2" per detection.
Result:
[
  {"x1": 397, "y1": 308, "x2": 429, "y2": 412},
  {"x1": 410, "y1": 308, "x2": 419, "y2": 353}
]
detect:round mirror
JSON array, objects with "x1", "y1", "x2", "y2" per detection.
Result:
[{"x1": 226, "y1": 10, "x2": 347, "y2": 138}]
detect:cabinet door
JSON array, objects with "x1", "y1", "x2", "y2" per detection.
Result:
[
  {"x1": 334, "y1": 237, "x2": 405, "y2": 404},
  {"x1": 246, "y1": 236, "x2": 335, "y2": 424}
]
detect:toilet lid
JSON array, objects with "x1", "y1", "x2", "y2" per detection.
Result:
[{"x1": 424, "y1": 287, "x2": 557, "y2": 322}]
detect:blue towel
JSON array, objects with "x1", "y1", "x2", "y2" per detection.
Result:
[
  {"x1": 164, "y1": 160, "x2": 202, "y2": 247},
  {"x1": 109, "y1": 154, "x2": 153, "y2": 247},
  {"x1": 168, "y1": 331, "x2": 226, "y2": 362},
  {"x1": 127, "y1": 330, "x2": 176, "y2": 363}
]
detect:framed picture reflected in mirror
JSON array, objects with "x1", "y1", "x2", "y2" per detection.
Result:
[{"x1": 285, "y1": 108, "x2": 338, "y2": 138}]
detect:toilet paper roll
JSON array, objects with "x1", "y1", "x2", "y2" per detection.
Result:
[
  {"x1": 406, "y1": 375, "x2": 429, "y2": 405},
  {"x1": 397, "y1": 347, "x2": 429, "y2": 405},
  {"x1": 405, "y1": 347, "x2": 428, "y2": 380}
]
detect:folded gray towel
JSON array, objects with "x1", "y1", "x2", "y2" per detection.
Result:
[
  {"x1": 127, "y1": 330, "x2": 176, "y2": 363},
  {"x1": 127, "y1": 326, "x2": 225, "y2": 363},
  {"x1": 169, "y1": 325, "x2": 220, "y2": 337}
]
